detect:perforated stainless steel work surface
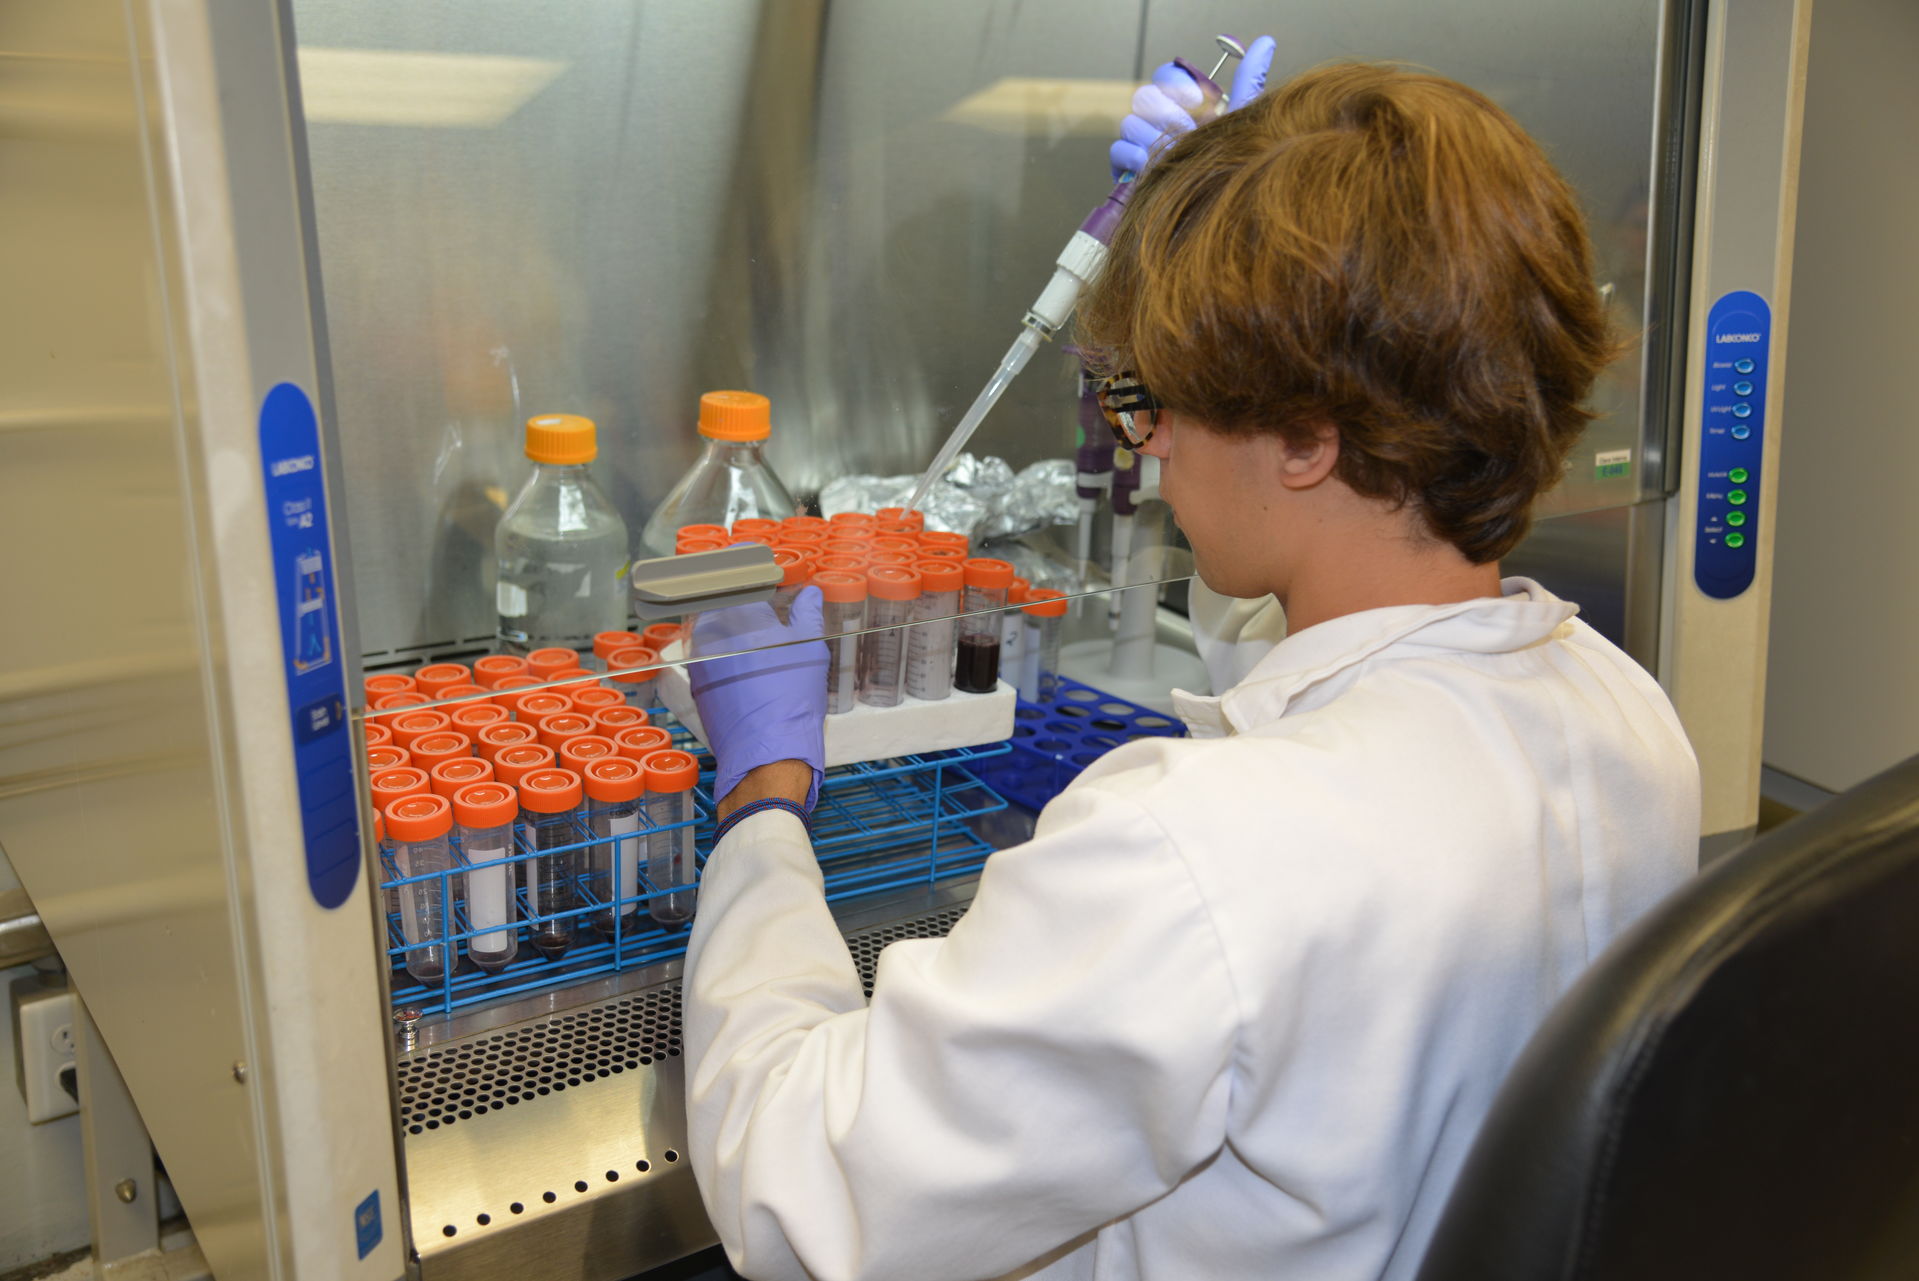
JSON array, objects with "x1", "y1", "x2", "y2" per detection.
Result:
[{"x1": 402, "y1": 903, "x2": 967, "y2": 1281}]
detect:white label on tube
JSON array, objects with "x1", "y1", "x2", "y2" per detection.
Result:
[
  {"x1": 466, "y1": 839, "x2": 511, "y2": 953},
  {"x1": 612, "y1": 811, "x2": 641, "y2": 916}
]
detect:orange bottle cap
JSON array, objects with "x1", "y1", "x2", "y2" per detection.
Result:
[
  {"x1": 776, "y1": 532, "x2": 828, "y2": 552},
  {"x1": 364, "y1": 673, "x2": 417, "y2": 698},
  {"x1": 874, "y1": 520, "x2": 918, "y2": 537},
  {"x1": 866, "y1": 551, "x2": 914, "y2": 568},
  {"x1": 436, "y1": 684, "x2": 492, "y2": 705},
  {"x1": 472, "y1": 654, "x2": 530, "y2": 687},
  {"x1": 452, "y1": 781, "x2": 518, "y2": 829},
  {"x1": 875, "y1": 506, "x2": 925, "y2": 527},
  {"x1": 474, "y1": 721, "x2": 539, "y2": 761},
  {"x1": 593, "y1": 631, "x2": 642, "y2": 661},
  {"x1": 372, "y1": 691, "x2": 431, "y2": 711},
  {"x1": 828, "y1": 511, "x2": 876, "y2": 528},
  {"x1": 698, "y1": 390, "x2": 772, "y2": 442},
  {"x1": 367, "y1": 745, "x2": 410, "y2": 772},
  {"x1": 773, "y1": 547, "x2": 813, "y2": 588},
  {"x1": 641, "y1": 749, "x2": 699, "y2": 792},
  {"x1": 363, "y1": 720, "x2": 392, "y2": 747},
  {"x1": 613, "y1": 725, "x2": 673, "y2": 762},
  {"x1": 1023, "y1": 587, "x2": 1069, "y2": 617},
  {"x1": 677, "y1": 523, "x2": 729, "y2": 543},
  {"x1": 429, "y1": 756, "x2": 494, "y2": 799},
  {"x1": 823, "y1": 539, "x2": 871, "y2": 559},
  {"x1": 731, "y1": 518, "x2": 781, "y2": 537},
  {"x1": 811, "y1": 570, "x2": 868, "y2": 604},
  {"x1": 384, "y1": 792, "x2": 452, "y2": 843},
  {"x1": 546, "y1": 668, "x2": 594, "y2": 687},
  {"x1": 873, "y1": 538, "x2": 919, "y2": 559},
  {"x1": 915, "y1": 559, "x2": 964, "y2": 593},
  {"x1": 963, "y1": 557, "x2": 1016, "y2": 590},
  {"x1": 919, "y1": 530, "x2": 968, "y2": 551},
  {"x1": 525, "y1": 647, "x2": 580, "y2": 678},
  {"x1": 812, "y1": 555, "x2": 865, "y2": 576},
  {"x1": 536, "y1": 712, "x2": 595, "y2": 750},
  {"x1": 867, "y1": 565, "x2": 922, "y2": 601},
  {"x1": 493, "y1": 743, "x2": 558, "y2": 789},
  {"x1": 370, "y1": 766, "x2": 431, "y2": 809},
  {"x1": 388, "y1": 710, "x2": 452, "y2": 749},
  {"x1": 919, "y1": 545, "x2": 965, "y2": 561},
  {"x1": 413, "y1": 663, "x2": 471, "y2": 695},
  {"x1": 677, "y1": 537, "x2": 725, "y2": 554},
  {"x1": 557, "y1": 734, "x2": 618, "y2": 772},
  {"x1": 517, "y1": 767, "x2": 583, "y2": 814},
  {"x1": 524, "y1": 413, "x2": 597, "y2": 465},
  {"x1": 582, "y1": 756, "x2": 646, "y2": 804},
  {"x1": 489, "y1": 675, "x2": 545, "y2": 711},
  {"x1": 569, "y1": 686, "x2": 625, "y2": 713},
  {"x1": 592, "y1": 707, "x2": 649, "y2": 735},
  {"x1": 408, "y1": 732, "x2": 473, "y2": 770},
  {"x1": 605, "y1": 645, "x2": 660, "y2": 685},
  {"x1": 641, "y1": 623, "x2": 683, "y2": 649},
  {"x1": 781, "y1": 515, "x2": 830, "y2": 534},
  {"x1": 515, "y1": 693, "x2": 572, "y2": 722},
  {"x1": 449, "y1": 702, "x2": 509, "y2": 731}
]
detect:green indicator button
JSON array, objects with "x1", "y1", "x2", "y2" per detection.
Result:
[
  {"x1": 1728, "y1": 488, "x2": 1749, "y2": 506},
  {"x1": 1726, "y1": 532, "x2": 1746, "y2": 549},
  {"x1": 1729, "y1": 467, "x2": 1749, "y2": 484},
  {"x1": 1727, "y1": 511, "x2": 1747, "y2": 528}
]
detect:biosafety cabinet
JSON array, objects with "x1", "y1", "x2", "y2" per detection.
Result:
[{"x1": 0, "y1": 1, "x2": 1806, "y2": 1277}]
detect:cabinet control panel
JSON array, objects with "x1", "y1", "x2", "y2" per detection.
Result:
[
  {"x1": 1693, "y1": 290, "x2": 1771, "y2": 600},
  {"x1": 259, "y1": 382, "x2": 360, "y2": 909}
]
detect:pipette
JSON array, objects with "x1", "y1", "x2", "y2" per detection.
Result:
[{"x1": 903, "y1": 37, "x2": 1245, "y2": 513}]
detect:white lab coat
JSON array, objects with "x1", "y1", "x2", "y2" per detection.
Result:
[{"x1": 683, "y1": 578, "x2": 1700, "y2": 1281}]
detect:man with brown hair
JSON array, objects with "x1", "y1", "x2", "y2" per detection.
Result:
[{"x1": 680, "y1": 60, "x2": 1700, "y2": 1281}]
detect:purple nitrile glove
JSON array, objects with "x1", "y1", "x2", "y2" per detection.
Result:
[
  {"x1": 688, "y1": 586, "x2": 828, "y2": 811},
  {"x1": 1107, "y1": 36, "x2": 1278, "y2": 180}
]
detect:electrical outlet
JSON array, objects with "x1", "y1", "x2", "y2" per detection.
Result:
[{"x1": 11, "y1": 976, "x2": 78, "y2": 1124}]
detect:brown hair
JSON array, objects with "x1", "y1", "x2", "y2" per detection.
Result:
[{"x1": 1077, "y1": 62, "x2": 1618, "y2": 564}]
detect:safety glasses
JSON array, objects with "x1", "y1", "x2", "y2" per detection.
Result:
[{"x1": 1095, "y1": 373, "x2": 1162, "y2": 449}]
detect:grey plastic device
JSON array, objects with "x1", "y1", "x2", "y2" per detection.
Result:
[{"x1": 628, "y1": 544, "x2": 781, "y2": 621}]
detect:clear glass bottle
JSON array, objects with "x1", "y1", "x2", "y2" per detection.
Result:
[
  {"x1": 495, "y1": 414, "x2": 630, "y2": 655},
  {"x1": 638, "y1": 392, "x2": 798, "y2": 557}
]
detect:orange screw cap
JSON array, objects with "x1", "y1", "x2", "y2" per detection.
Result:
[
  {"x1": 523, "y1": 413, "x2": 597, "y2": 465},
  {"x1": 384, "y1": 793, "x2": 452, "y2": 843}
]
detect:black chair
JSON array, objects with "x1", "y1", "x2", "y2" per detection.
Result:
[{"x1": 1417, "y1": 754, "x2": 1919, "y2": 1281}]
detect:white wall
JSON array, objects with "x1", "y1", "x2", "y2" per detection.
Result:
[{"x1": 1763, "y1": 0, "x2": 1919, "y2": 794}]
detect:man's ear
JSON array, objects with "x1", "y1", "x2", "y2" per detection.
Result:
[{"x1": 1277, "y1": 420, "x2": 1341, "y2": 491}]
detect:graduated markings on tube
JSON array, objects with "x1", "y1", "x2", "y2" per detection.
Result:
[{"x1": 1594, "y1": 449, "x2": 1632, "y2": 481}]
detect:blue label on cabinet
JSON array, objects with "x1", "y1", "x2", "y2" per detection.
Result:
[
  {"x1": 259, "y1": 383, "x2": 360, "y2": 909},
  {"x1": 354, "y1": 1189, "x2": 382, "y2": 1259},
  {"x1": 1693, "y1": 290, "x2": 1770, "y2": 600}
]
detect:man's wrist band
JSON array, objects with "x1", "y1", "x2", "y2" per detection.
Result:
[{"x1": 714, "y1": 796, "x2": 811, "y2": 845}]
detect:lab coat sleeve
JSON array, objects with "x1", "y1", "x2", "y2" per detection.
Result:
[{"x1": 682, "y1": 789, "x2": 1240, "y2": 1281}]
